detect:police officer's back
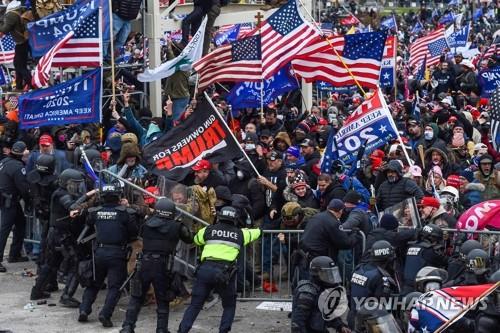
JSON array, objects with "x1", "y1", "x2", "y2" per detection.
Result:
[
  {"x1": 178, "y1": 206, "x2": 261, "y2": 333},
  {"x1": 475, "y1": 269, "x2": 500, "y2": 333},
  {"x1": 291, "y1": 256, "x2": 350, "y2": 333},
  {"x1": 78, "y1": 184, "x2": 138, "y2": 328},
  {"x1": 121, "y1": 198, "x2": 192, "y2": 333},
  {"x1": 402, "y1": 224, "x2": 448, "y2": 294},
  {"x1": 0, "y1": 141, "x2": 30, "y2": 273}
]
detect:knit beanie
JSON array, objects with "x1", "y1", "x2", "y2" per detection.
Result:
[
  {"x1": 380, "y1": 214, "x2": 399, "y2": 230},
  {"x1": 460, "y1": 170, "x2": 474, "y2": 183},
  {"x1": 286, "y1": 146, "x2": 301, "y2": 158}
]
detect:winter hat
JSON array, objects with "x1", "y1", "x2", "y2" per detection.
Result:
[
  {"x1": 370, "y1": 156, "x2": 383, "y2": 171},
  {"x1": 286, "y1": 146, "x2": 301, "y2": 159},
  {"x1": 215, "y1": 186, "x2": 232, "y2": 202},
  {"x1": 121, "y1": 132, "x2": 138, "y2": 145},
  {"x1": 291, "y1": 172, "x2": 307, "y2": 189},
  {"x1": 446, "y1": 175, "x2": 461, "y2": 189},
  {"x1": 409, "y1": 165, "x2": 422, "y2": 177},
  {"x1": 460, "y1": 170, "x2": 474, "y2": 183},
  {"x1": 430, "y1": 165, "x2": 443, "y2": 178},
  {"x1": 295, "y1": 122, "x2": 310, "y2": 134},
  {"x1": 118, "y1": 142, "x2": 141, "y2": 164},
  {"x1": 427, "y1": 123, "x2": 440, "y2": 137},
  {"x1": 327, "y1": 199, "x2": 345, "y2": 211},
  {"x1": 380, "y1": 214, "x2": 399, "y2": 230},
  {"x1": 343, "y1": 190, "x2": 362, "y2": 205},
  {"x1": 451, "y1": 132, "x2": 465, "y2": 148}
]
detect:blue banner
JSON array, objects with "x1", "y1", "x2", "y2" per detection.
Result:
[
  {"x1": 478, "y1": 66, "x2": 500, "y2": 98},
  {"x1": 447, "y1": 25, "x2": 469, "y2": 48},
  {"x1": 380, "y1": 16, "x2": 396, "y2": 30},
  {"x1": 214, "y1": 25, "x2": 240, "y2": 47},
  {"x1": 227, "y1": 64, "x2": 298, "y2": 109},
  {"x1": 28, "y1": 0, "x2": 104, "y2": 57},
  {"x1": 19, "y1": 68, "x2": 102, "y2": 129},
  {"x1": 316, "y1": 81, "x2": 357, "y2": 94}
]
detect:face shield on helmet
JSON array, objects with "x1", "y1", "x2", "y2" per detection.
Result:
[
  {"x1": 468, "y1": 254, "x2": 488, "y2": 275},
  {"x1": 317, "y1": 266, "x2": 342, "y2": 286},
  {"x1": 364, "y1": 314, "x2": 403, "y2": 333},
  {"x1": 424, "y1": 281, "x2": 442, "y2": 292},
  {"x1": 67, "y1": 179, "x2": 86, "y2": 196}
]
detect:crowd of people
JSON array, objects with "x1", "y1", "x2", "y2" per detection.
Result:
[{"x1": 0, "y1": 0, "x2": 499, "y2": 332}]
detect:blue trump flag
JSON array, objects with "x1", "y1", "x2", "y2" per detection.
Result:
[
  {"x1": 478, "y1": 66, "x2": 500, "y2": 98},
  {"x1": 411, "y1": 21, "x2": 423, "y2": 35},
  {"x1": 381, "y1": 16, "x2": 397, "y2": 30},
  {"x1": 227, "y1": 64, "x2": 298, "y2": 109},
  {"x1": 415, "y1": 54, "x2": 427, "y2": 82},
  {"x1": 446, "y1": 24, "x2": 470, "y2": 49},
  {"x1": 28, "y1": 0, "x2": 105, "y2": 57},
  {"x1": 439, "y1": 12, "x2": 455, "y2": 25},
  {"x1": 214, "y1": 25, "x2": 240, "y2": 47},
  {"x1": 322, "y1": 88, "x2": 398, "y2": 166},
  {"x1": 18, "y1": 68, "x2": 102, "y2": 129}
]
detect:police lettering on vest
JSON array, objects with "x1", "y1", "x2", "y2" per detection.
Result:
[
  {"x1": 351, "y1": 273, "x2": 368, "y2": 287},
  {"x1": 211, "y1": 229, "x2": 238, "y2": 240},
  {"x1": 407, "y1": 247, "x2": 422, "y2": 256},
  {"x1": 97, "y1": 211, "x2": 118, "y2": 220}
]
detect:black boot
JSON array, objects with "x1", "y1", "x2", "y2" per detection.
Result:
[
  {"x1": 78, "y1": 311, "x2": 88, "y2": 322},
  {"x1": 119, "y1": 325, "x2": 135, "y2": 333},
  {"x1": 0, "y1": 262, "x2": 6, "y2": 273},
  {"x1": 44, "y1": 283, "x2": 59, "y2": 293},
  {"x1": 99, "y1": 315, "x2": 113, "y2": 328},
  {"x1": 156, "y1": 308, "x2": 169, "y2": 333},
  {"x1": 30, "y1": 287, "x2": 51, "y2": 300},
  {"x1": 59, "y1": 294, "x2": 81, "y2": 308}
]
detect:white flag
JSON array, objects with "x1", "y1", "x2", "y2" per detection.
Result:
[{"x1": 138, "y1": 17, "x2": 207, "y2": 82}]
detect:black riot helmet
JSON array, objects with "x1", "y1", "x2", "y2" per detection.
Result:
[
  {"x1": 370, "y1": 240, "x2": 395, "y2": 263},
  {"x1": 467, "y1": 249, "x2": 489, "y2": 275},
  {"x1": 35, "y1": 154, "x2": 56, "y2": 175},
  {"x1": 489, "y1": 269, "x2": 500, "y2": 283},
  {"x1": 101, "y1": 184, "x2": 122, "y2": 196},
  {"x1": 11, "y1": 141, "x2": 26, "y2": 157},
  {"x1": 81, "y1": 149, "x2": 103, "y2": 170},
  {"x1": 460, "y1": 240, "x2": 482, "y2": 259},
  {"x1": 415, "y1": 266, "x2": 448, "y2": 292},
  {"x1": 217, "y1": 206, "x2": 240, "y2": 226},
  {"x1": 420, "y1": 224, "x2": 444, "y2": 243},
  {"x1": 154, "y1": 198, "x2": 176, "y2": 219},
  {"x1": 58, "y1": 168, "x2": 86, "y2": 195},
  {"x1": 309, "y1": 256, "x2": 342, "y2": 287}
]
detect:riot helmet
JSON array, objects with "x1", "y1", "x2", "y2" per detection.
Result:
[
  {"x1": 459, "y1": 239, "x2": 482, "y2": 260},
  {"x1": 81, "y1": 149, "x2": 103, "y2": 171},
  {"x1": 281, "y1": 202, "x2": 304, "y2": 228},
  {"x1": 309, "y1": 256, "x2": 342, "y2": 287},
  {"x1": 154, "y1": 198, "x2": 176, "y2": 219},
  {"x1": 355, "y1": 299, "x2": 403, "y2": 333},
  {"x1": 420, "y1": 224, "x2": 444, "y2": 243},
  {"x1": 100, "y1": 184, "x2": 122, "y2": 202},
  {"x1": 231, "y1": 194, "x2": 253, "y2": 227},
  {"x1": 58, "y1": 169, "x2": 86, "y2": 196},
  {"x1": 217, "y1": 206, "x2": 240, "y2": 226},
  {"x1": 35, "y1": 154, "x2": 56, "y2": 175},
  {"x1": 467, "y1": 249, "x2": 489, "y2": 275},
  {"x1": 11, "y1": 141, "x2": 26, "y2": 157},
  {"x1": 415, "y1": 266, "x2": 448, "y2": 292},
  {"x1": 370, "y1": 240, "x2": 395, "y2": 263},
  {"x1": 489, "y1": 269, "x2": 500, "y2": 283}
]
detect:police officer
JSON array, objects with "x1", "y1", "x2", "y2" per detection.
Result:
[
  {"x1": 31, "y1": 168, "x2": 94, "y2": 304},
  {"x1": 120, "y1": 198, "x2": 193, "y2": 333},
  {"x1": 446, "y1": 239, "x2": 483, "y2": 284},
  {"x1": 178, "y1": 206, "x2": 261, "y2": 333},
  {"x1": 402, "y1": 224, "x2": 448, "y2": 294},
  {"x1": 349, "y1": 240, "x2": 399, "y2": 327},
  {"x1": 27, "y1": 154, "x2": 59, "y2": 291},
  {"x1": 0, "y1": 141, "x2": 30, "y2": 273},
  {"x1": 414, "y1": 266, "x2": 448, "y2": 293},
  {"x1": 291, "y1": 256, "x2": 350, "y2": 333},
  {"x1": 355, "y1": 299, "x2": 403, "y2": 333},
  {"x1": 78, "y1": 184, "x2": 138, "y2": 328},
  {"x1": 475, "y1": 269, "x2": 500, "y2": 333},
  {"x1": 448, "y1": 249, "x2": 491, "y2": 286}
]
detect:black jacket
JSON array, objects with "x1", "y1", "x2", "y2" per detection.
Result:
[
  {"x1": 113, "y1": 0, "x2": 142, "y2": 21},
  {"x1": 318, "y1": 182, "x2": 346, "y2": 211},
  {"x1": 300, "y1": 210, "x2": 356, "y2": 259}
]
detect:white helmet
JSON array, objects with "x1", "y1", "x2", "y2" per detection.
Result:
[{"x1": 441, "y1": 186, "x2": 459, "y2": 203}]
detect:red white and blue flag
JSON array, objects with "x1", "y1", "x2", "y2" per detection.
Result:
[
  {"x1": 409, "y1": 28, "x2": 447, "y2": 69},
  {"x1": 379, "y1": 35, "x2": 396, "y2": 88},
  {"x1": 0, "y1": 34, "x2": 15, "y2": 64}
]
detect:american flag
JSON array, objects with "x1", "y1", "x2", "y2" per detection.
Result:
[
  {"x1": 52, "y1": 10, "x2": 101, "y2": 67},
  {"x1": 291, "y1": 31, "x2": 387, "y2": 89},
  {"x1": 483, "y1": 43, "x2": 499, "y2": 60},
  {"x1": 490, "y1": 86, "x2": 500, "y2": 152},
  {"x1": 193, "y1": 35, "x2": 262, "y2": 90},
  {"x1": 320, "y1": 22, "x2": 334, "y2": 37},
  {"x1": 409, "y1": 28, "x2": 447, "y2": 70},
  {"x1": 0, "y1": 34, "x2": 15, "y2": 64},
  {"x1": 32, "y1": 31, "x2": 74, "y2": 88},
  {"x1": 218, "y1": 23, "x2": 254, "y2": 37},
  {"x1": 254, "y1": 0, "x2": 320, "y2": 78}
]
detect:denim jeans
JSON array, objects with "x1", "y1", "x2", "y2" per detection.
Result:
[
  {"x1": 261, "y1": 216, "x2": 281, "y2": 275},
  {"x1": 103, "y1": 13, "x2": 131, "y2": 59}
]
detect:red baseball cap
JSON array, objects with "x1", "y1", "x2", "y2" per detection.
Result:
[
  {"x1": 419, "y1": 196, "x2": 441, "y2": 208},
  {"x1": 192, "y1": 159, "x2": 211, "y2": 171},
  {"x1": 39, "y1": 134, "x2": 53, "y2": 146}
]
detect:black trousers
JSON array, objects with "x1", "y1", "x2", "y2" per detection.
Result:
[
  {"x1": 181, "y1": 6, "x2": 205, "y2": 45},
  {"x1": 122, "y1": 254, "x2": 172, "y2": 331},
  {"x1": 0, "y1": 203, "x2": 26, "y2": 262},
  {"x1": 14, "y1": 41, "x2": 31, "y2": 89}
]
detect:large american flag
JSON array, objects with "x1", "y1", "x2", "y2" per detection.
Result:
[
  {"x1": 291, "y1": 31, "x2": 387, "y2": 89},
  {"x1": 255, "y1": 0, "x2": 320, "y2": 78},
  {"x1": 193, "y1": 35, "x2": 262, "y2": 90},
  {"x1": 52, "y1": 10, "x2": 101, "y2": 67},
  {"x1": 0, "y1": 34, "x2": 15, "y2": 64},
  {"x1": 483, "y1": 43, "x2": 499, "y2": 60},
  {"x1": 409, "y1": 28, "x2": 447, "y2": 69},
  {"x1": 490, "y1": 86, "x2": 500, "y2": 152},
  {"x1": 32, "y1": 31, "x2": 74, "y2": 88}
]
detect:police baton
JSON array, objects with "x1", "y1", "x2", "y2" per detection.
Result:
[{"x1": 101, "y1": 169, "x2": 210, "y2": 227}]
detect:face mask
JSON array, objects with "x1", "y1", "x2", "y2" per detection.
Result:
[
  {"x1": 424, "y1": 131, "x2": 434, "y2": 140},
  {"x1": 147, "y1": 123, "x2": 160, "y2": 137},
  {"x1": 245, "y1": 143, "x2": 256, "y2": 151},
  {"x1": 387, "y1": 175, "x2": 398, "y2": 183}
]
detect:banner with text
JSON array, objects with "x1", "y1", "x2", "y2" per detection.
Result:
[{"x1": 478, "y1": 66, "x2": 500, "y2": 98}]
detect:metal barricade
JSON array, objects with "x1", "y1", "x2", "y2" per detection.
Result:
[{"x1": 442, "y1": 228, "x2": 500, "y2": 260}]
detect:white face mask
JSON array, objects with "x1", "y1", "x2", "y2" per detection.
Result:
[
  {"x1": 424, "y1": 131, "x2": 434, "y2": 140},
  {"x1": 245, "y1": 143, "x2": 256, "y2": 151}
]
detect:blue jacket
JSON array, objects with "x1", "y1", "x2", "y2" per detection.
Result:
[{"x1": 123, "y1": 107, "x2": 173, "y2": 147}]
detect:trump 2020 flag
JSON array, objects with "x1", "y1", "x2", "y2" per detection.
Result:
[
  {"x1": 409, "y1": 284, "x2": 498, "y2": 332},
  {"x1": 28, "y1": 1, "x2": 101, "y2": 67},
  {"x1": 226, "y1": 64, "x2": 298, "y2": 109},
  {"x1": 446, "y1": 24, "x2": 470, "y2": 49},
  {"x1": 142, "y1": 96, "x2": 242, "y2": 181},
  {"x1": 490, "y1": 86, "x2": 500, "y2": 152},
  {"x1": 18, "y1": 68, "x2": 102, "y2": 129},
  {"x1": 138, "y1": 17, "x2": 207, "y2": 82},
  {"x1": 379, "y1": 35, "x2": 396, "y2": 88},
  {"x1": 325, "y1": 88, "x2": 398, "y2": 165},
  {"x1": 478, "y1": 66, "x2": 500, "y2": 98}
]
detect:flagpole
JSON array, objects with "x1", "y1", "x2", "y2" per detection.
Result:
[
  {"x1": 435, "y1": 282, "x2": 500, "y2": 333},
  {"x1": 296, "y1": 0, "x2": 367, "y2": 96},
  {"x1": 394, "y1": 36, "x2": 398, "y2": 101},
  {"x1": 107, "y1": 0, "x2": 116, "y2": 109},
  {"x1": 290, "y1": 63, "x2": 309, "y2": 113},
  {"x1": 98, "y1": 7, "x2": 104, "y2": 146},
  {"x1": 204, "y1": 91, "x2": 262, "y2": 178}
]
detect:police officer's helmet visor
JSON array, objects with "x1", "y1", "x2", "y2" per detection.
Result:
[
  {"x1": 424, "y1": 281, "x2": 442, "y2": 292},
  {"x1": 318, "y1": 266, "x2": 342, "y2": 286},
  {"x1": 365, "y1": 314, "x2": 403, "y2": 333},
  {"x1": 67, "y1": 179, "x2": 86, "y2": 196}
]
